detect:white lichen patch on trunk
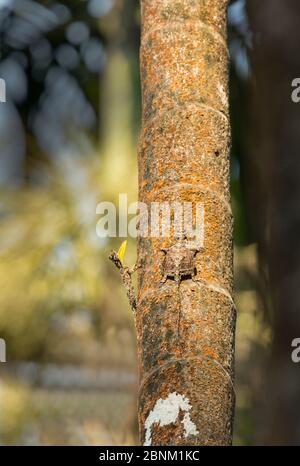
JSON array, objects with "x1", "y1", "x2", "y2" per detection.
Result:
[
  {"x1": 144, "y1": 392, "x2": 199, "y2": 446},
  {"x1": 217, "y1": 82, "x2": 228, "y2": 108}
]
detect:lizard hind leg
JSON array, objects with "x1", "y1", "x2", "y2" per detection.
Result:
[{"x1": 160, "y1": 275, "x2": 168, "y2": 285}]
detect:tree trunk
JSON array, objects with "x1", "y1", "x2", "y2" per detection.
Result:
[{"x1": 137, "y1": 0, "x2": 235, "y2": 446}]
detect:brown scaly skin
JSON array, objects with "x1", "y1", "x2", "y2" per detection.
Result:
[
  {"x1": 109, "y1": 250, "x2": 140, "y2": 313},
  {"x1": 160, "y1": 238, "x2": 200, "y2": 285}
]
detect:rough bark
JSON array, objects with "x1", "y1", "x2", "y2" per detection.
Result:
[
  {"x1": 136, "y1": 0, "x2": 235, "y2": 446},
  {"x1": 246, "y1": 0, "x2": 300, "y2": 446}
]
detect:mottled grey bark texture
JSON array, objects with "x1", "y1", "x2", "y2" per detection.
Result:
[
  {"x1": 137, "y1": 0, "x2": 235, "y2": 445},
  {"x1": 247, "y1": 0, "x2": 300, "y2": 446}
]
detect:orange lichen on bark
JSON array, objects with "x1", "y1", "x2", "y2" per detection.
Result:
[{"x1": 137, "y1": 0, "x2": 235, "y2": 445}]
